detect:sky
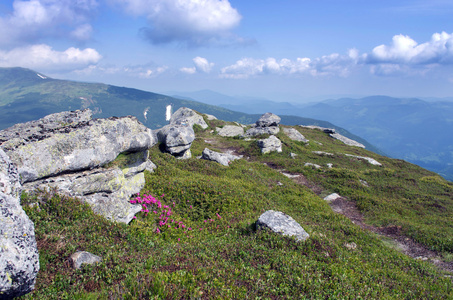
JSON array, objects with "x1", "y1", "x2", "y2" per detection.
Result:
[{"x1": 1, "y1": 0, "x2": 453, "y2": 102}]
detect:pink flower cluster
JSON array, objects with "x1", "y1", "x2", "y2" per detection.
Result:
[
  {"x1": 130, "y1": 193, "x2": 188, "y2": 234},
  {"x1": 130, "y1": 193, "x2": 225, "y2": 239}
]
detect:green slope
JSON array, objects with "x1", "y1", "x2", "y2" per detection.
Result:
[{"x1": 20, "y1": 116, "x2": 453, "y2": 299}]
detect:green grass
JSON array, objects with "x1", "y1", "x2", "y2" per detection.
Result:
[{"x1": 17, "y1": 120, "x2": 453, "y2": 299}]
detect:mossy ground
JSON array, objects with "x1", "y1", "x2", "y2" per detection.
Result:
[{"x1": 19, "y1": 116, "x2": 453, "y2": 299}]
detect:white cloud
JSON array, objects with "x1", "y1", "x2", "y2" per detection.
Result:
[
  {"x1": 220, "y1": 52, "x2": 357, "y2": 79},
  {"x1": 71, "y1": 24, "x2": 94, "y2": 41},
  {"x1": 366, "y1": 32, "x2": 453, "y2": 65},
  {"x1": 112, "y1": 0, "x2": 242, "y2": 46},
  {"x1": 193, "y1": 56, "x2": 214, "y2": 73},
  {"x1": 0, "y1": 44, "x2": 102, "y2": 71},
  {"x1": 180, "y1": 67, "x2": 196, "y2": 74},
  {"x1": 0, "y1": 0, "x2": 99, "y2": 45},
  {"x1": 180, "y1": 56, "x2": 214, "y2": 74},
  {"x1": 78, "y1": 64, "x2": 168, "y2": 78}
]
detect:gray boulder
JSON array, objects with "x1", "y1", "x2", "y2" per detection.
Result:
[
  {"x1": 256, "y1": 210, "x2": 309, "y2": 242},
  {"x1": 216, "y1": 125, "x2": 244, "y2": 137},
  {"x1": 69, "y1": 251, "x2": 102, "y2": 269},
  {"x1": 0, "y1": 109, "x2": 156, "y2": 184},
  {"x1": 201, "y1": 148, "x2": 242, "y2": 166},
  {"x1": 283, "y1": 128, "x2": 309, "y2": 143},
  {"x1": 23, "y1": 151, "x2": 150, "y2": 224},
  {"x1": 256, "y1": 113, "x2": 281, "y2": 127},
  {"x1": 0, "y1": 110, "x2": 157, "y2": 224},
  {"x1": 156, "y1": 124, "x2": 195, "y2": 158},
  {"x1": 170, "y1": 107, "x2": 208, "y2": 130},
  {"x1": 245, "y1": 126, "x2": 280, "y2": 137},
  {"x1": 257, "y1": 135, "x2": 282, "y2": 154},
  {"x1": 0, "y1": 149, "x2": 39, "y2": 299}
]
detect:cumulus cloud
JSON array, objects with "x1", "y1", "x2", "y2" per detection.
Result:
[
  {"x1": 112, "y1": 0, "x2": 242, "y2": 46},
  {"x1": 0, "y1": 44, "x2": 102, "y2": 71},
  {"x1": 220, "y1": 51, "x2": 358, "y2": 79},
  {"x1": 0, "y1": 0, "x2": 99, "y2": 46},
  {"x1": 366, "y1": 32, "x2": 453, "y2": 66},
  {"x1": 180, "y1": 56, "x2": 214, "y2": 74}
]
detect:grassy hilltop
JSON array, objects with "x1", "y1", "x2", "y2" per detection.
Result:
[{"x1": 19, "y1": 113, "x2": 453, "y2": 299}]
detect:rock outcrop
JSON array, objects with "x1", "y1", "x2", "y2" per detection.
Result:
[
  {"x1": 256, "y1": 210, "x2": 309, "y2": 242},
  {"x1": 330, "y1": 133, "x2": 365, "y2": 148},
  {"x1": 0, "y1": 109, "x2": 157, "y2": 224},
  {"x1": 156, "y1": 124, "x2": 195, "y2": 159},
  {"x1": 170, "y1": 107, "x2": 208, "y2": 130},
  {"x1": 0, "y1": 149, "x2": 39, "y2": 299},
  {"x1": 257, "y1": 135, "x2": 282, "y2": 154},
  {"x1": 299, "y1": 125, "x2": 365, "y2": 148},
  {"x1": 283, "y1": 128, "x2": 309, "y2": 143},
  {"x1": 216, "y1": 125, "x2": 244, "y2": 137},
  {"x1": 246, "y1": 113, "x2": 280, "y2": 137},
  {"x1": 201, "y1": 148, "x2": 242, "y2": 166}
]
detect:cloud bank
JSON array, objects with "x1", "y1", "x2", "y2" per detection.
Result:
[
  {"x1": 0, "y1": 44, "x2": 102, "y2": 71},
  {"x1": 112, "y1": 0, "x2": 242, "y2": 46},
  {"x1": 221, "y1": 32, "x2": 453, "y2": 79},
  {"x1": 220, "y1": 50, "x2": 359, "y2": 79}
]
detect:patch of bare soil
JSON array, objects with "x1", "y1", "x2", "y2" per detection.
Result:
[{"x1": 266, "y1": 165, "x2": 453, "y2": 275}]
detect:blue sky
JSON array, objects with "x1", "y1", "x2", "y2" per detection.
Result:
[{"x1": 1, "y1": 0, "x2": 453, "y2": 102}]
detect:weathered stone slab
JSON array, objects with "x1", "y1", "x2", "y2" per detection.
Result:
[
  {"x1": 256, "y1": 210, "x2": 309, "y2": 242},
  {"x1": 201, "y1": 148, "x2": 242, "y2": 166},
  {"x1": 283, "y1": 128, "x2": 309, "y2": 143},
  {"x1": 170, "y1": 107, "x2": 208, "y2": 129},
  {"x1": 216, "y1": 125, "x2": 244, "y2": 137},
  {"x1": 344, "y1": 154, "x2": 382, "y2": 166},
  {"x1": 257, "y1": 135, "x2": 282, "y2": 154},
  {"x1": 256, "y1": 113, "x2": 281, "y2": 127},
  {"x1": 330, "y1": 133, "x2": 365, "y2": 148},
  {"x1": 245, "y1": 126, "x2": 280, "y2": 137},
  {"x1": 0, "y1": 109, "x2": 156, "y2": 184},
  {"x1": 156, "y1": 124, "x2": 195, "y2": 158},
  {"x1": 0, "y1": 149, "x2": 39, "y2": 299}
]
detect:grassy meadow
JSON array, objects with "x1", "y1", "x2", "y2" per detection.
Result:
[{"x1": 19, "y1": 115, "x2": 453, "y2": 299}]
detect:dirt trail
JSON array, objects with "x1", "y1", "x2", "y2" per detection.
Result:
[
  {"x1": 269, "y1": 164, "x2": 453, "y2": 275},
  {"x1": 203, "y1": 141, "x2": 453, "y2": 275}
]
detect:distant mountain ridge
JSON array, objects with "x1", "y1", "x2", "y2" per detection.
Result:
[
  {"x1": 172, "y1": 90, "x2": 453, "y2": 181},
  {"x1": 0, "y1": 67, "x2": 379, "y2": 154}
]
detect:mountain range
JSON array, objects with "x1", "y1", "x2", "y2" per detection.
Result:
[
  {"x1": 0, "y1": 67, "x2": 380, "y2": 154},
  {"x1": 173, "y1": 90, "x2": 453, "y2": 181}
]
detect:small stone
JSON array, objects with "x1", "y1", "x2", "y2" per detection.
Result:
[
  {"x1": 304, "y1": 163, "x2": 321, "y2": 169},
  {"x1": 344, "y1": 242, "x2": 357, "y2": 250},
  {"x1": 323, "y1": 193, "x2": 341, "y2": 202},
  {"x1": 70, "y1": 251, "x2": 102, "y2": 269}
]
